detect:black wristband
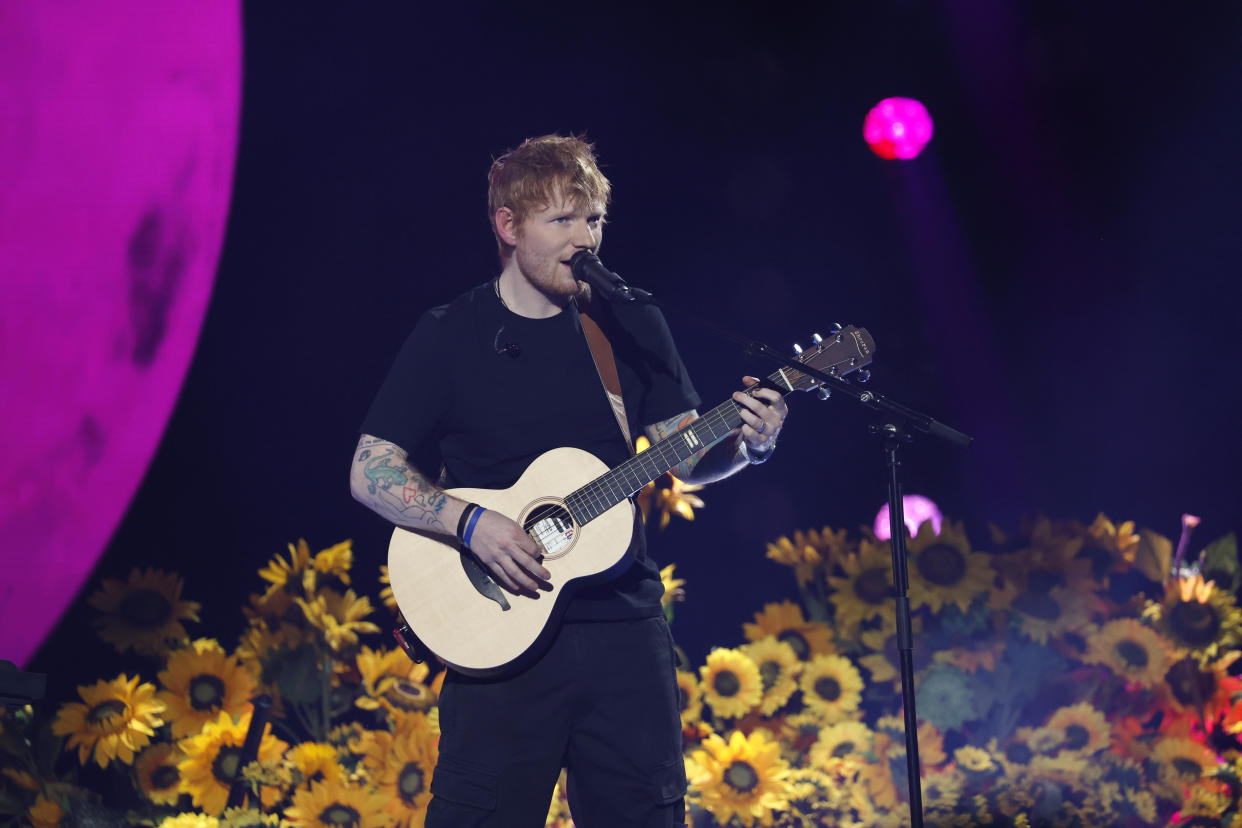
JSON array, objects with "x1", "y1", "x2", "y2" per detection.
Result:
[{"x1": 456, "y1": 503, "x2": 479, "y2": 542}]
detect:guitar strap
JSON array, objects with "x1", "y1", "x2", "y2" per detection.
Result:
[{"x1": 578, "y1": 300, "x2": 636, "y2": 456}]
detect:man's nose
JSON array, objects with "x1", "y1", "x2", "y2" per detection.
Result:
[{"x1": 572, "y1": 220, "x2": 597, "y2": 248}]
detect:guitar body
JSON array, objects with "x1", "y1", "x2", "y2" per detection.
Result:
[{"x1": 387, "y1": 446, "x2": 635, "y2": 676}]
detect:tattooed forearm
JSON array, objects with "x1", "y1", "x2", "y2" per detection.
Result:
[{"x1": 350, "y1": 435, "x2": 454, "y2": 533}]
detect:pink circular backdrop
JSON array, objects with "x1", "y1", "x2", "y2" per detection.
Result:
[{"x1": 0, "y1": 2, "x2": 241, "y2": 666}]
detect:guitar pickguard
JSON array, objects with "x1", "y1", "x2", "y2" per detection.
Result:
[{"x1": 458, "y1": 548, "x2": 511, "y2": 611}]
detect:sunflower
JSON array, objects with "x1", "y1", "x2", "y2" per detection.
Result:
[
  {"x1": 920, "y1": 767, "x2": 963, "y2": 813},
  {"x1": 914, "y1": 665, "x2": 975, "y2": 732},
  {"x1": 284, "y1": 776, "x2": 390, "y2": 828},
  {"x1": 358, "y1": 711, "x2": 438, "y2": 783},
  {"x1": 259, "y1": 539, "x2": 315, "y2": 602},
  {"x1": 1010, "y1": 585, "x2": 1092, "y2": 645},
  {"x1": 826, "y1": 538, "x2": 894, "y2": 635},
  {"x1": 954, "y1": 745, "x2": 998, "y2": 777},
  {"x1": 699, "y1": 648, "x2": 762, "y2": 719},
  {"x1": 1084, "y1": 618, "x2": 1175, "y2": 687},
  {"x1": 377, "y1": 566, "x2": 397, "y2": 614},
  {"x1": 1079, "y1": 513, "x2": 1141, "y2": 574},
  {"x1": 858, "y1": 616, "x2": 930, "y2": 688},
  {"x1": 1144, "y1": 574, "x2": 1242, "y2": 662},
  {"x1": 1162, "y1": 652, "x2": 1242, "y2": 724},
  {"x1": 874, "y1": 718, "x2": 946, "y2": 767},
  {"x1": 634, "y1": 436, "x2": 706, "y2": 530},
  {"x1": 1152, "y1": 737, "x2": 1218, "y2": 790},
  {"x1": 994, "y1": 728, "x2": 1040, "y2": 778},
  {"x1": 287, "y1": 742, "x2": 342, "y2": 787},
  {"x1": 179, "y1": 709, "x2": 289, "y2": 814},
  {"x1": 27, "y1": 794, "x2": 63, "y2": 828},
  {"x1": 158, "y1": 639, "x2": 256, "y2": 738},
  {"x1": 136, "y1": 742, "x2": 185, "y2": 805},
  {"x1": 766, "y1": 526, "x2": 849, "y2": 587},
  {"x1": 313, "y1": 540, "x2": 353, "y2": 585},
  {"x1": 659, "y1": 563, "x2": 686, "y2": 611},
  {"x1": 354, "y1": 645, "x2": 433, "y2": 713},
  {"x1": 784, "y1": 766, "x2": 837, "y2": 815},
  {"x1": 742, "y1": 601, "x2": 836, "y2": 661},
  {"x1": 905, "y1": 521, "x2": 994, "y2": 615},
  {"x1": 689, "y1": 729, "x2": 791, "y2": 828},
  {"x1": 88, "y1": 568, "x2": 201, "y2": 655},
  {"x1": 798, "y1": 654, "x2": 863, "y2": 723},
  {"x1": 741, "y1": 637, "x2": 802, "y2": 715},
  {"x1": 157, "y1": 815, "x2": 220, "y2": 828},
  {"x1": 810, "y1": 721, "x2": 873, "y2": 770},
  {"x1": 52, "y1": 673, "x2": 164, "y2": 768},
  {"x1": 675, "y1": 670, "x2": 704, "y2": 730},
  {"x1": 220, "y1": 808, "x2": 284, "y2": 828},
  {"x1": 295, "y1": 589, "x2": 381, "y2": 654},
  {"x1": 374, "y1": 731, "x2": 436, "y2": 826},
  {"x1": 1045, "y1": 703, "x2": 1110, "y2": 755}
]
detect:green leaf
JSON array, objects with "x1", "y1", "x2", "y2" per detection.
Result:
[
  {"x1": 1200, "y1": 533, "x2": 1239, "y2": 594},
  {"x1": 271, "y1": 643, "x2": 326, "y2": 705},
  {"x1": 1135, "y1": 529, "x2": 1172, "y2": 583}
]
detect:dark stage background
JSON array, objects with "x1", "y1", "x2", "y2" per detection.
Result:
[{"x1": 32, "y1": 2, "x2": 1242, "y2": 693}]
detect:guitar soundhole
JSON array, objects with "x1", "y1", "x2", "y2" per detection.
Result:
[{"x1": 522, "y1": 500, "x2": 577, "y2": 561}]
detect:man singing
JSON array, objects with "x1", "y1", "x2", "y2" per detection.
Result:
[{"x1": 351, "y1": 134, "x2": 788, "y2": 825}]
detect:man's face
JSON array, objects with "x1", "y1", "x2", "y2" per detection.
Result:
[{"x1": 511, "y1": 194, "x2": 605, "y2": 300}]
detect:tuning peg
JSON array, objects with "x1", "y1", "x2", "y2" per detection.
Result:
[
  {"x1": 832, "y1": 322, "x2": 843, "y2": 332},
  {"x1": 856, "y1": 369, "x2": 871, "y2": 383},
  {"x1": 792, "y1": 343, "x2": 803, "y2": 354},
  {"x1": 817, "y1": 387, "x2": 831, "y2": 400},
  {"x1": 811, "y1": 333, "x2": 823, "y2": 344}
]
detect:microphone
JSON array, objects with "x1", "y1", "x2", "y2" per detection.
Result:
[
  {"x1": 570, "y1": 251, "x2": 649, "y2": 303},
  {"x1": 493, "y1": 327, "x2": 521, "y2": 358}
]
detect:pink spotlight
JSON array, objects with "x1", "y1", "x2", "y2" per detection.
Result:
[
  {"x1": 863, "y1": 97, "x2": 934, "y2": 160},
  {"x1": 873, "y1": 495, "x2": 943, "y2": 541}
]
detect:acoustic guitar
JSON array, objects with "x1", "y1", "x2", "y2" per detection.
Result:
[{"x1": 388, "y1": 325, "x2": 875, "y2": 675}]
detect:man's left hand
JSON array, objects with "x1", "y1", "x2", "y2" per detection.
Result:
[{"x1": 733, "y1": 375, "x2": 789, "y2": 456}]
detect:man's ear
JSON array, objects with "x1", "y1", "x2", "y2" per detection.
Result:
[{"x1": 494, "y1": 207, "x2": 519, "y2": 247}]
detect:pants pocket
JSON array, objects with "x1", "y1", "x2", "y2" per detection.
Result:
[
  {"x1": 429, "y1": 753, "x2": 499, "y2": 811},
  {"x1": 651, "y1": 756, "x2": 688, "y2": 805}
]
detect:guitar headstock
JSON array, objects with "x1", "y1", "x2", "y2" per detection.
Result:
[{"x1": 781, "y1": 325, "x2": 876, "y2": 395}]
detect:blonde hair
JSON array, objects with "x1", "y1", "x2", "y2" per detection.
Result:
[{"x1": 487, "y1": 134, "x2": 612, "y2": 260}]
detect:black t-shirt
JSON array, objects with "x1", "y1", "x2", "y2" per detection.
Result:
[{"x1": 360, "y1": 281, "x2": 700, "y2": 620}]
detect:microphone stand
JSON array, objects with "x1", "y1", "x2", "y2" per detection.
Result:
[{"x1": 591, "y1": 277, "x2": 972, "y2": 828}]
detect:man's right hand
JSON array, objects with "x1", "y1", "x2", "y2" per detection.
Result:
[{"x1": 465, "y1": 509, "x2": 553, "y2": 594}]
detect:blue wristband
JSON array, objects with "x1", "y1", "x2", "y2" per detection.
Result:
[{"x1": 462, "y1": 506, "x2": 487, "y2": 548}]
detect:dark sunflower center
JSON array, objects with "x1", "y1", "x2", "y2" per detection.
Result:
[
  {"x1": 724, "y1": 760, "x2": 759, "y2": 793},
  {"x1": 189, "y1": 674, "x2": 226, "y2": 710},
  {"x1": 318, "y1": 804, "x2": 360, "y2": 827},
  {"x1": 87, "y1": 699, "x2": 129, "y2": 726},
  {"x1": 118, "y1": 589, "x2": 173, "y2": 628},
  {"x1": 1172, "y1": 757, "x2": 1203, "y2": 779},
  {"x1": 856, "y1": 568, "x2": 891, "y2": 604},
  {"x1": 777, "y1": 630, "x2": 810, "y2": 660},
  {"x1": 1169, "y1": 601, "x2": 1221, "y2": 647},
  {"x1": 759, "y1": 661, "x2": 781, "y2": 692},
  {"x1": 916, "y1": 543, "x2": 967, "y2": 587},
  {"x1": 398, "y1": 762, "x2": 425, "y2": 802},
  {"x1": 713, "y1": 670, "x2": 741, "y2": 697},
  {"x1": 814, "y1": 676, "x2": 841, "y2": 702},
  {"x1": 1115, "y1": 640, "x2": 1149, "y2": 668},
  {"x1": 832, "y1": 741, "x2": 856, "y2": 758},
  {"x1": 1063, "y1": 724, "x2": 1090, "y2": 750},
  {"x1": 1013, "y1": 591, "x2": 1061, "y2": 621},
  {"x1": 1166, "y1": 658, "x2": 1215, "y2": 706},
  {"x1": 212, "y1": 745, "x2": 244, "y2": 784},
  {"x1": 1027, "y1": 568, "x2": 1062, "y2": 595},
  {"x1": 389, "y1": 680, "x2": 427, "y2": 709},
  {"x1": 150, "y1": 764, "x2": 180, "y2": 789},
  {"x1": 1005, "y1": 742, "x2": 1033, "y2": 765}
]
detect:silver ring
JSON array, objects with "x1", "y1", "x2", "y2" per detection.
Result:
[{"x1": 758, "y1": 423, "x2": 766, "y2": 434}]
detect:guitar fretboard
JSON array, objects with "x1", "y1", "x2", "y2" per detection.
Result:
[{"x1": 563, "y1": 367, "x2": 799, "y2": 525}]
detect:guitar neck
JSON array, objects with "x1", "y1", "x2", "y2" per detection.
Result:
[{"x1": 564, "y1": 366, "x2": 801, "y2": 525}]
